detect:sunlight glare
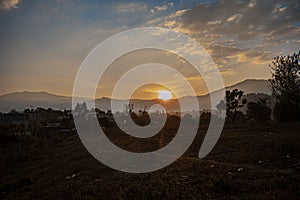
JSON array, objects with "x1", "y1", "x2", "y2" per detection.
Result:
[{"x1": 158, "y1": 90, "x2": 172, "y2": 100}]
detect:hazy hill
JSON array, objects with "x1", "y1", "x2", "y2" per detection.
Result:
[
  {"x1": 225, "y1": 79, "x2": 271, "y2": 95},
  {"x1": 0, "y1": 92, "x2": 72, "y2": 112},
  {"x1": 0, "y1": 79, "x2": 271, "y2": 112}
]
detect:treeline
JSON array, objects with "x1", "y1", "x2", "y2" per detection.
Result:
[
  {"x1": 0, "y1": 51, "x2": 299, "y2": 131},
  {"x1": 216, "y1": 50, "x2": 300, "y2": 125}
]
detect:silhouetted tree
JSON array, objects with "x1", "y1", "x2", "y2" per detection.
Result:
[
  {"x1": 216, "y1": 100, "x2": 226, "y2": 112},
  {"x1": 268, "y1": 51, "x2": 300, "y2": 121},
  {"x1": 23, "y1": 108, "x2": 31, "y2": 114},
  {"x1": 199, "y1": 111, "x2": 211, "y2": 125},
  {"x1": 247, "y1": 98, "x2": 271, "y2": 123},
  {"x1": 74, "y1": 102, "x2": 88, "y2": 116},
  {"x1": 95, "y1": 108, "x2": 105, "y2": 114},
  {"x1": 138, "y1": 109, "x2": 143, "y2": 117},
  {"x1": 224, "y1": 89, "x2": 247, "y2": 123},
  {"x1": 98, "y1": 117, "x2": 113, "y2": 128},
  {"x1": 124, "y1": 103, "x2": 134, "y2": 114},
  {"x1": 9, "y1": 109, "x2": 18, "y2": 114}
]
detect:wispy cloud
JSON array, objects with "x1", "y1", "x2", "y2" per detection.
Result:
[
  {"x1": 116, "y1": 2, "x2": 147, "y2": 13},
  {"x1": 188, "y1": 2, "x2": 295, "y2": 57},
  {"x1": 248, "y1": 0, "x2": 256, "y2": 8},
  {"x1": 150, "y1": 3, "x2": 174, "y2": 14},
  {"x1": 226, "y1": 13, "x2": 242, "y2": 23},
  {"x1": 146, "y1": 0, "x2": 300, "y2": 82},
  {"x1": 0, "y1": 0, "x2": 20, "y2": 11},
  {"x1": 207, "y1": 20, "x2": 222, "y2": 26},
  {"x1": 1, "y1": 0, "x2": 299, "y2": 96}
]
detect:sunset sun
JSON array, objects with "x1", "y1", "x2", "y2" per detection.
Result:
[{"x1": 158, "y1": 90, "x2": 172, "y2": 101}]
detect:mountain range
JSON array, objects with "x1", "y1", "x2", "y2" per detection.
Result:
[{"x1": 0, "y1": 79, "x2": 271, "y2": 113}]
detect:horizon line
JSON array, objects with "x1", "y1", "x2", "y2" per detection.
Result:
[{"x1": 0, "y1": 78, "x2": 268, "y2": 99}]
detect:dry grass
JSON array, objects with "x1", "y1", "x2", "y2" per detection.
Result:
[{"x1": 0, "y1": 122, "x2": 299, "y2": 199}]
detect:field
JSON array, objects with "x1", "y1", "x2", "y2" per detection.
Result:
[{"x1": 1, "y1": 122, "x2": 300, "y2": 199}]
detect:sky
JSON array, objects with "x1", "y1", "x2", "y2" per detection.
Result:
[{"x1": 0, "y1": 0, "x2": 299, "y2": 99}]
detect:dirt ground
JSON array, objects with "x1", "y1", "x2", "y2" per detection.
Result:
[{"x1": 1, "y1": 123, "x2": 300, "y2": 199}]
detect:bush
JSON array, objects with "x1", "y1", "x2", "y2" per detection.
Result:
[
  {"x1": 273, "y1": 97, "x2": 300, "y2": 122},
  {"x1": 247, "y1": 98, "x2": 272, "y2": 123}
]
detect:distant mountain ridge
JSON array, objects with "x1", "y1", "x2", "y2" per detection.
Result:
[
  {"x1": 224, "y1": 79, "x2": 270, "y2": 95},
  {"x1": 0, "y1": 79, "x2": 271, "y2": 112}
]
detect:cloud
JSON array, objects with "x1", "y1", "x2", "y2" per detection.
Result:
[
  {"x1": 116, "y1": 2, "x2": 147, "y2": 13},
  {"x1": 207, "y1": 20, "x2": 222, "y2": 26},
  {"x1": 1, "y1": 0, "x2": 299, "y2": 96},
  {"x1": 226, "y1": 14, "x2": 242, "y2": 23},
  {"x1": 150, "y1": 2, "x2": 174, "y2": 14},
  {"x1": 146, "y1": 9, "x2": 188, "y2": 28},
  {"x1": 248, "y1": 0, "x2": 256, "y2": 8},
  {"x1": 0, "y1": 0, "x2": 20, "y2": 10},
  {"x1": 171, "y1": 1, "x2": 297, "y2": 60},
  {"x1": 273, "y1": 3, "x2": 288, "y2": 13},
  {"x1": 226, "y1": 49, "x2": 272, "y2": 65},
  {"x1": 146, "y1": 0, "x2": 300, "y2": 83}
]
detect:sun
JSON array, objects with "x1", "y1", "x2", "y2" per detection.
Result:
[{"x1": 158, "y1": 90, "x2": 172, "y2": 101}]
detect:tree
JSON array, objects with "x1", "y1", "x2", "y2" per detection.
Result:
[
  {"x1": 9, "y1": 109, "x2": 18, "y2": 114},
  {"x1": 224, "y1": 89, "x2": 247, "y2": 123},
  {"x1": 124, "y1": 103, "x2": 134, "y2": 114},
  {"x1": 247, "y1": 98, "x2": 271, "y2": 123},
  {"x1": 216, "y1": 100, "x2": 226, "y2": 112},
  {"x1": 268, "y1": 51, "x2": 300, "y2": 121},
  {"x1": 199, "y1": 111, "x2": 211, "y2": 125},
  {"x1": 23, "y1": 108, "x2": 31, "y2": 114}
]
